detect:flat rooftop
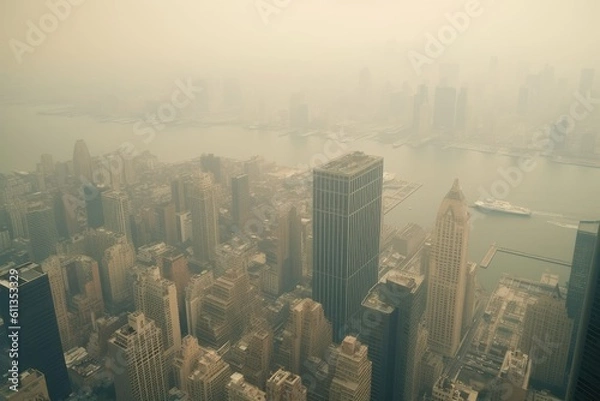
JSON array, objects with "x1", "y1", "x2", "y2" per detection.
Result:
[
  {"x1": 315, "y1": 151, "x2": 382, "y2": 176},
  {"x1": 0, "y1": 262, "x2": 44, "y2": 288},
  {"x1": 579, "y1": 220, "x2": 600, "y2": 235}
]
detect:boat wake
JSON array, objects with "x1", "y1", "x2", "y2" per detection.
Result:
[
  {"x1": 547, "y1": 220, "x2": 579, "y2": 230},
  {"x1": 532, "y1": 211, "x2": 565, "y2": 218}
]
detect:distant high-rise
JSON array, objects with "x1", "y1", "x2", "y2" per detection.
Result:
[
  {"x1": 25, "y1": 203, "x2": 58, "y2": 263},
  {"x1": 63, "y1": 255, "x2": 105, "y2": 329},
  {"x1": 266, "y1": 368, "x2": 308, "y2": 401},
  {"x1": 101, "y1": 190, "x2": 132, "y2": 241},
  {"x1": 200, "y1": 154, "x2": 222, "y2": 184},
  {"x1": 329, "y1": 336, "x2": 372, "y2": 401},
  {"x1": 134, "y1": 267, "x2": 182, "y2": 357},
  {"x1": 427, "y1": 179, "x2": 471, "y2": 357},
  {"x1": 566, "y1": 223, "x2": 600, "y2": 401},
  {"x1": 185, "y1": 271, "x2": 215, "y2": 338},
  {"x1": 101, "y1": 241, "x2": 135, "y2": 312},
  {"x1": 85, "y1": 184, "x2": 106, "y2": 229},
  {"x1": 312, "y1": 151, "x2": 383, "y2": 341},
  {"x1": 362, "y1": 272, "x2": 427, "y2": 401},
  {"x1": 432, "y1": 86, "x2": 457, "y2": 130},
  {"x1": 189, "y1": 173, "x2": 219, "y2": 264},
  {"x1": 73, "y1": 139, "x2": 93, "y2": 183},
  {"x1": 155, "y1": 202, "x2": 178, "y2": 245},
  {"x1": 171, "y1": 176, "x2": 188, "y2": 213},
  {"x1": 455, "y1": 87, "x2": 468, "y2": 131},
  {"x1": 231, "y1": 174, "x2": 251, "y2": 229},
  {"x1": 0, "y1": 262, "x2": 72, "y2": 400},
  {"x1": 108, "y1": 312, "x2": 168, "y2": 401}
]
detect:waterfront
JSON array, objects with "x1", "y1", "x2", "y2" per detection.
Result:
[{"x1": 2, "y1": 103, "x2": 600, "y2": 290}]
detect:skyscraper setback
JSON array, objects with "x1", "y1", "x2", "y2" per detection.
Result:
[
  {"x1": 426, "y1": 179, "x2": 472, "y2": 357},
  {"x1": 312, "y1": 151, "x2": 383, "y2": 341}
]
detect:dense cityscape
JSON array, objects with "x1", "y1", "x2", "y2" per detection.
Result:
[{"x1": 1, "y1": 1, "x2": 600, "y2": 401}]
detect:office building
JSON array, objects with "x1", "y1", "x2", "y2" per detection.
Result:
[
  {"x1": 329, "y1": 336, "x2": 372, "y2": 401},
  {"x1": 427, "y1": 179, "x2": 472, "y2": 357},
  {"x1": 520, "y1": 287, "x2": 572, "y2": 396},
  {"x1": 134, "y1": 267, "x2": 182, "y2": 357},
  {"x1": 0, "y1": 262, "x2": 71, "y2": 400},
  {"x1": 227, "y1": 373, "x2": 266, "y2": 401},
  {"x1": 0, "y1": 369, "x2": 50, "y2": 401},
  {"x1": 566, "y1": 223, "x2": 600, "y2": 400},
  {"x1": 189, "y1": 173, "x2": 219, "y2": 264},
  {"x1": 101, "y1": 190, "x2": 132, "y2": 241},
  {"x1": 312, "y1": 151, "x2": 383, "y2": 341},
  {"x1": 155, "y1": 202, "x2": 178, "y2": 246},
  {"x1": 186, "y1": 348, "x2": 232, "y2": 400},
  {"x1": 101, "y1": 241, "x2": 136, "y2": 312},
  {"x1": 185, "y1": 271, "x2": 215, "y2": 338},
  {"x1": 361, "y1": 271, "x2": 427, "y2": 401},
  {"x1": 25, "y1": 203, "x2": 58, "y2": 263},
  {"x1": 241, "y1": 327, "x2": 273, "y2": 389},
  {"x1": 489, "y1": 350, "x2": 531, "y2": 401},
  {"x1": 232, "y1": 174, "x2": 251, "y2": 229},
  {"x1": 62, "y1": 255, "x2": 105, "y2": 330},
  {"x1": 41, "y1": 256, "x2": 73, "y2": 351},
  {"x1": 276, "y1": 298, "x2": 333, "y2": 374},
  {"x1": 267, "y1": 369, "x2": 307, "y2": 401},
  {"x1": 108, "y1": 312, "x2": 168, "y2": 401},
  {"x1": 171, "y1": 176, "x2": 188, "y2": 213}
]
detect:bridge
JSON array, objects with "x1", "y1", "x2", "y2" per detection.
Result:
[{"x1": 479, "y1": 242, "x2": 571, "y2": 269}]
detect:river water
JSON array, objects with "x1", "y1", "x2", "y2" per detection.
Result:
[{"x1": 2, "y1": 103, "x2": 600, "y2": 290}]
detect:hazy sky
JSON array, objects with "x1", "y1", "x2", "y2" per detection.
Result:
[{"x1": 1, "y1": 0, "x2": 599, "y2": 90}]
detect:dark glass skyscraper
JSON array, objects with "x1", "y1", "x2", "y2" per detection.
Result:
[
  {"x1": 312, "y1": 151, "x2": 383, "y2": 341},
  {"x1": 0, "y1": 262, "x2": 71, "y2": 400},
  {"x1": 566, "y1": 223, "x2": 600, "y2": 400},
  {"x1": 362, "y1": 272, "x2": 426, "y2": 401},
  {"x1": 25, "y1": 203, "x2": 58, "y2": 263}
]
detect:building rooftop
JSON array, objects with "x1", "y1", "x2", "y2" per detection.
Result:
[
  {"x1": 315, "y1": 151, "x2": 382, "y2": 176},
  {"x1": 578, "y1": 220, "x2": 600, "y2": 235},
  {"x1": 0, "y1": 262, "x2": 44, "y2": 288}
]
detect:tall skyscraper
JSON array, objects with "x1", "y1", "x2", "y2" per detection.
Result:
[
  {"x1": 427, "y1": 179, "x2": 471, "y2": 357},
  {"x1": 231, "y1": 174, "x2": 251, "y2": 229},
  {"x1": 567, "y1": 221, "x2": 600, "y2": 319},
  {"x1": 276, "y1": 298, "x2": 333, "y2": 374},
  {"x1": 520, "y1": 287, "x2": 572, "y2": 396},
  {"x1": 186, "y1": 348, "x2": 232, "y2": 400},
  {"x1": 41, "y1": 256, "x2": 73, "y2": 351},
  {"x1": 566, "y1": 223, "x2": 600, "y2": 401},
  {"x1": 63, "y1": 255, "x2": 105, "y2": 330},
  {"x1": 362, "y1": 271, "x2": 427, "y2": 401},
  {"x1": 171, "y1": 176, "x2": 188, "y2": 213},
  {"x1": 73, "y1": 139, "x2": 93, "y2": 182},
  {"x1": 432, "y1": 86, "x2": 457, "y2": 131},
  {"x1": 25, "y1": 203, "x2": 58, "y2": 263},
  {"x1": 108, "y1": 312, "x2": 168, "y2": 401},
  {"x1": 266, "y1": 369, "x2": 308, "y2": 401},
  {"x1": 155, "y1": 202, "x2": 178, "y2": 246},
  {"x1": 185, "y1": 271, "x2": 215, "y2": 338},
  {"x1": 189, "y1": 173, "x2": 219, "y2": 264},
  {"x1": 101, "y1": 190, "x2": 132, "y2": 241},
  {"x1": 329, "y1": 336, "x2": 372, "y2": 401},
  {"x1": 134, "y1": 267, "x2": 182, "y2": 357},
  {"x1": 0, "y1": 262, "x2": 72, "y2": 400},
  {"x1": 312, "y1": 151, "x2": 383, "y2": 341},
  {"x1": 85, "y1": 184, "x2": 106, "y2": 229},
  {"x1": 101, "y1": 241, "x2": 136, "y2": 312}
]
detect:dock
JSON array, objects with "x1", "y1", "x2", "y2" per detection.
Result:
[
  {"x1": 382, "y1": 180, "x2": 422, "y2": 215},
  {"x1": 478, "y1": 243, "x2": 571, "y2": 269}
]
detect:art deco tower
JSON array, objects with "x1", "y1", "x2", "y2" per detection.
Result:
[
  {"x1": 426, "y1": 179, "x2": 471, "y2": 357},
  {"x1": 312, "y1": 151, "x2": 383, "y2": 341}
]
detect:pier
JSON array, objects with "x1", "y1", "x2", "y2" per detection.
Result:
[
  {"x1": 479, "y1": 243, "x2": 571, "y2": 268},
  {"x1": 382, "y1": 180, "x2": 422, "y2": 215}
]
